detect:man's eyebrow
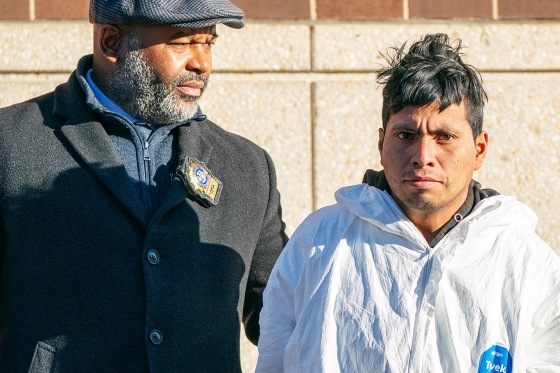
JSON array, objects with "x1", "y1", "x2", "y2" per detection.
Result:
[
  {"x1": 390, "y1": 123, "x2": 418, "y2": 132},
  {"x1": 169, "y1": 30, "x2": 219, "y2": 39}
]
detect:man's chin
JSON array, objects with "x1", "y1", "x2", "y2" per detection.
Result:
[
  {"x1": 178, "y1": 101, "x2": 200, "y2": 118},
  {"x1": 400, "y1": 193, "x2": 442, "y2": 213},
  {"x1": 149, "y1": 99, "x2": 200, "y2": 124},
  {"x1": 153, "y1": 113, "x2": 198, "y2": 125}
]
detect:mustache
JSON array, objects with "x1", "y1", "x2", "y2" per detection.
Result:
[{"x1": 171, "y1": 73, "x2": 209, "y2": 89}]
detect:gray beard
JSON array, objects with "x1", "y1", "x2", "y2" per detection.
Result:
[{"x1": 106, "y1": 35, "x2": 208, "y2": 125}]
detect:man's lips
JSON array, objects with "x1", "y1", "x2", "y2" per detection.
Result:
[
  {"x1": 176, "y1": 81, "x2": 204, "y2": 97},
  {"x1": 404, "y1": 176, "x2": 441, "y2": 188}
]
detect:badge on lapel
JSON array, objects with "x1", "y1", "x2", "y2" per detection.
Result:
[{"x1": 176, "y1": 157, "x2": 222, "y2": 207}]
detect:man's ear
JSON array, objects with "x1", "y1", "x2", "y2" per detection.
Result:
[
  {"x1": 378, "y1": 128, "x2": 385, "y2": 152},
  {"x1": 378, "y1": 127, "x2": 385, "y2": 165},
  {"x1": 95, "y1": 24, "x2": 125, "y2": 63},
  {"x1": 474, "y1": 130, "x2": 489, "y2": 170}
]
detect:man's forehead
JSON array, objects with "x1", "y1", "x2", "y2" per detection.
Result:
[
  {"x1": 159, "y1": 25, "x2": 217, "y2": 38},
  {"x1": 387, "y1": 102, "x2": 468, "y2": 128},
  {"x1": 395, "y1": 101, "x2": 465, "y2": 117}
]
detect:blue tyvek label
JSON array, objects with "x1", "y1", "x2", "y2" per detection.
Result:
[{"x1": 477, "y1": 344, "x2": 513, "y2": 373}]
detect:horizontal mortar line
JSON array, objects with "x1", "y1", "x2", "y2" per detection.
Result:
[
  {"x1": 2, "y1": 19, "x2": 560, "y2": 26},
  {"x1": 214, "y1": 69, "x2": 560, "y2": 74},
  {"x1": 481, "y1": 69, "x2": 560, "y2": 73},
  {"x1": 2, "y1": 69, "x2": 560, "y2": 75},
  {"x1": 0, "y1": 70, "x2": 73, "y2": 74}
]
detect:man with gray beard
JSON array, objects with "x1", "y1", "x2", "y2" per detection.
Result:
[
  {"x1": 106, "y1": 32, "x2": 208, "y2": 125},
  {"x1": 0, "y1": 1, "x2": 288, "y2": 372}
]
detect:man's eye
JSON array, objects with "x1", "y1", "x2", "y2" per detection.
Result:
[
  {"x1": 397, "y1": 132, "x2": 415, "y2": 140},
  {"x1": 170, "y1": 41, "x2": 213, "y2": 48},
  {"x1": 437, "y1": 133, "x2": 454, "y2": 141}
]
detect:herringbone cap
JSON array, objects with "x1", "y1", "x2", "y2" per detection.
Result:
[{"x1": 90, "y1": 0, "x2": 245, "y2": 29}]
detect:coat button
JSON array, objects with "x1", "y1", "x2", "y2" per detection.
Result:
[
  {"x1": 149, "y1": 329, "x2": 163, "y2": 345},
  {"x1": 147, "y1": 250, "x2": 160, "y2": 265}
]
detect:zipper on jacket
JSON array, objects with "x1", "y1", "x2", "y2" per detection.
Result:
[{"x1": 143, "y1": 140, "x2": 152, "y2": 215}]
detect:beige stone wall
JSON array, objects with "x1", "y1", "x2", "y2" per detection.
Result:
[{"x1": 1, "y1": 20, "x2": 560, "y2": 371}]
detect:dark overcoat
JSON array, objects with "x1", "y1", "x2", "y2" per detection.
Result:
[{"x1": 0, "y1": 61, "x2": 287, "y2": 372}]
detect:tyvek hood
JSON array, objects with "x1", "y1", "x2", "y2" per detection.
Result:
[{"x1": 334, "y1": 183, "x2": 539, "y2": 240}]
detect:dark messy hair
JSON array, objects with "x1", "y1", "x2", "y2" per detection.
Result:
[{"x1": 376, "y1": 33, "x2": 487, "y2": 138}]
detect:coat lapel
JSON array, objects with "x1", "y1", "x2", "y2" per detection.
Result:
[
  {"x1": 52, "y1": 67, "x2": 149, "y2": 227},
  {"x1": 59, "y1": 119, "x2": 150, "y2": 227},
  {"x1": 155, "y1": 123, "x2": 215, "y2": 216}
]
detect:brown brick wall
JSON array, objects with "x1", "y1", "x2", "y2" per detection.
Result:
[
  {"x1": 316, "y1": 0, "x2": 402, "y2": 20},
  {"x1": 500, "y1": 0, "x2": 560, "y2": 18},
  {"x1": 410, "y1": 0, "x2": 492, "y2": 19},
  {"x1": 35, "y1": 0, "x2": 89, "y2": 20},
  {"x1": 232, "y1": 0, "x2": 310, "y2": 19},
  {"x1": 0, "y1": 0, "x2": 29, "y2": 20},
  {"x1": 1, "y1": 0, "x2": 560, "y2": 20}
]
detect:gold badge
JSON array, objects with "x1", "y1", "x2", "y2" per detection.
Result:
[{"x1": 176, "y1": 157, "x2": 222, "y2": 207}]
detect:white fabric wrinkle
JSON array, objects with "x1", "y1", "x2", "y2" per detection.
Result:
[
  {"x1": 336, "y1": 185, "x2": 429, "y2": 250},
  {"x1": 257, "y1": 183, "x2": 560, "y2": 373}
]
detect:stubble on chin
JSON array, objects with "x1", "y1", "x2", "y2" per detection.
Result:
[
  {"x1": 401, "y1": 196, "x2": 440, "y2": 213},
  {"x1": 390, "y1": 188, "x2": 434, "y2": 213}
]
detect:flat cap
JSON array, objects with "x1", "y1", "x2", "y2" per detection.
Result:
[{"x1": 89, "y1": 0, "x2": 245, "y2": 29}]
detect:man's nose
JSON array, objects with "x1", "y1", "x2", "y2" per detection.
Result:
[
  {"x1": 410, "y1": 137, "x2": 436, "y2": 167},
  {"x1": 186, "y1": 44, "x2": 212, "y2": 74}
]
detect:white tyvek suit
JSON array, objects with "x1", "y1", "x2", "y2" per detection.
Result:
[{"x1": 257, "y1": 183, "x2": 560, "y2": 372}]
